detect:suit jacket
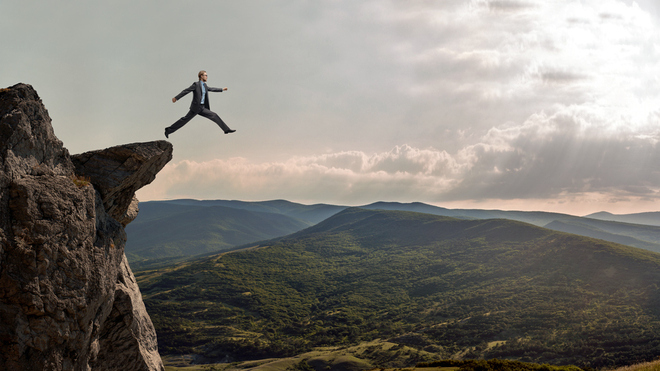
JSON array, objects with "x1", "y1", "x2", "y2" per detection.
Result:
[{"x1": 175, "y1": 81, "x2": 224, "y2": 113}]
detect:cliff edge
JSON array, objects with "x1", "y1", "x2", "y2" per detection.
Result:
[{"x1": 0, "y1": 83, "x2": 172, "y2": 370}]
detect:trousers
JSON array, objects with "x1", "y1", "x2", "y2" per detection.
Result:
[{"x1": 166, "y1": 108, "x2": 231, "y2": 134}]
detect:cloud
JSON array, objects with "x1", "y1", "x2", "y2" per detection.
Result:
[
  {"x1": 389, "y1": 0, "x2": 659, "y2": 115},
  {"x1": 486, "y1": 0, "x2": 536, "y2": 12},
  {"x1": 139, "y1": 103, "x2": 660, "y2": 209},
  {"x1": 539, "y1": 70, "x2": 589, "y2": 85},
  {"x1": 450, "y1": 105, "x2": 660, "y2": 200},
  {"x1": 139, "y1": 145, "x2": 461, "y2": 204}
]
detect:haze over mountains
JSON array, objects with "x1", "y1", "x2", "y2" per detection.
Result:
[{"x1": 126, "y1": 199, "x2": 660, "y2": 268}]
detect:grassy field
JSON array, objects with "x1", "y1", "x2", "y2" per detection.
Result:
[
  {"x1": 162, "y1": 340, "x2": 437, "y2": 371},
  {"x1": 161, "y1": 340, "x2": 595, "y2": 371},
  {"x1": 613, "y1": 359, "x2": 660, "y2": 371},
  {"x1": 161, "y1": 341, "x2": 660, "y2": 371}
]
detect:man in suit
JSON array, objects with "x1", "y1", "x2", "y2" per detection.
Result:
[{"x1": 165, "y1": 70, "x2": 236, "y2": 138}]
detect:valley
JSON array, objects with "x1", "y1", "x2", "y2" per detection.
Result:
[{"x1": 134, "y1": 206, "x2": 660, "y2": 369}]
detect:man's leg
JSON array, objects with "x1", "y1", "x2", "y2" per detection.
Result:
[
  {"x1": 166, "y1": 110, "x2": 197, "y2": 137},
  {"x1": 198, "y1": 108, "x2": 233, "y2": 133}
]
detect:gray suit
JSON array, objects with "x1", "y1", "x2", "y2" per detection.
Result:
[{"x1": 166, "y1": 81, "x2": 232, "y2": 136}]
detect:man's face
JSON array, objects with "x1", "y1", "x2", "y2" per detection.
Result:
[{"x1": 200, "y1": 73, "x2": 208, "y2": 82}]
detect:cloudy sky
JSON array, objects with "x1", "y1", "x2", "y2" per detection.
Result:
[{"x1": 2, "y1": 0, "x2": 660, "y2": 215}]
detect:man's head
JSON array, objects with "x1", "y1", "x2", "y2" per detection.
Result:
[{"x1": 198, "y1": 70, "x2": 208, "y2": 82}]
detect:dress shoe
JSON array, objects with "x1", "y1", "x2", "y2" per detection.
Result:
[
  {"x1": 225, "y1": 129, "x2": 236, "y2": 134},
  {"x1": 164, "y1": 129, "x2": 170, "y2": 139}
]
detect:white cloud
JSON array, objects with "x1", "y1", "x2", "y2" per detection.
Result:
[
  {"x1": 452, "y1": 104, "x2": 660, "y2": 199},
  {"x1": 138, "y1": 145, "x2": 460, "y2": 204},
  {"x1": 139, "y1": 101, "x2": 660, "y2": 212}
]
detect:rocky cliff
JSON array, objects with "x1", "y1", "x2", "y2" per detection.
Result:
[{"x1": 0, "y1": 83, "x2": 172, "y2": 371}]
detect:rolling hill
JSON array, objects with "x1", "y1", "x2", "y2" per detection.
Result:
[
  {"x1": 586, "y1": 211, "x2": 660, "y2": 226},
  {"x1": 124, "y1": 203, "x2": 310, "y2": 268},
  {"x1": 544, "y1": 219, "x2": 660, "y2": 253},
  {"x1": 136, "y1": 208, "x2": 660, "y2": 368},
  {"x1": 151, "y1": 199, "x2": 345, "y2": 224},
  {"x1": 361, "y1": 202, "x2": 660, "y2": 252},
  {"x1": 360, "y1": 201, "x2": 573, "y2": 226},
  {"x1": 127, "y1": 200, "x2": 660, "y2": 269}
]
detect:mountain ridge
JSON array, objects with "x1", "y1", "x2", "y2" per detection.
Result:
[
  {"x1": 128, "y1": 199, "x2": 660, "y2": 265},
  {"x1": 125, "y1": 203, "x2": 310, "y2": 263},
  {"x1": 585, "y1": 210, "x2": 660, "y2": 226}
]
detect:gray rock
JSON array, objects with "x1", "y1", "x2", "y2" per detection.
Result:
[
  {"x1": 0, "y1": 83, "x2": 168, "y2": 370},
  {"x1": 90, "y1": 255, "x2": 163, "y2": 371},
  {"x1": 71, "y1": 141, "x2": 172, "y2": 227},
  {"x1": 0, "y1": 83, "x2": 73, "y2": 180}
]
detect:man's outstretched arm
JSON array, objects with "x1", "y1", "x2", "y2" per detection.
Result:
[{"x1": 172, "y1": 83, "x2": 197, "y2": 103}]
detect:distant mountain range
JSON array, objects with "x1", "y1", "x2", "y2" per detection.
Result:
[
  {"x1": 126, "y1": 199, "x2": 660, "y2": 268},
  {"x1": 137, "y1": 207, "x2": 660, "y2": 368},
  {"x1": 585, "y1": 210, "x2": 660, "y2": 226}
]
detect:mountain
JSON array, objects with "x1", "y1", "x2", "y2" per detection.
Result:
[
  {"x1": 156, "y1": 198, "x2": 345, "y2": 224},
  {"x1": 586, "y1": 211, "x2": 660, "y2": 226},
  {"x1": 545, "y1": 219, "x2": 660, "y2": 253},
  {"x1": 361, "y1": 201, "x2": 660, "y2": 253},
  {"x1": 125, "y1": 199, "x2": 347, "y2": 269},
  {"x1": 360, "y1": 201, "x2": 572, "y2": 226},
  {"x1": 137, "y1": 208, "x2": 660, "y2": 368},
  {"x1": 127, "y1": 200, "x2": 660, "y2": 269},
  {"x1": 125, "y1": 203, "x2": 310, "y2": 265}
]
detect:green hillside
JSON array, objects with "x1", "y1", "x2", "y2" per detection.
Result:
[
  {"x1": 125, "y1": 204, "x2": 310, "y2": 266},
  {"x1": 138, "y1": 208, "x2": 660, "y2": 368},
  {"x1": 126, "y1": 200, "x2": 660, "y2": 269},
  {"x1": 362, "y1": 201, "x2": 660, "y2": 252},
  {"x1": 545, "y1": 219, "x2": 660, "y2": 253},
  {"x1": 152, "y1": 199, "x2": 345, "y2": 224}
]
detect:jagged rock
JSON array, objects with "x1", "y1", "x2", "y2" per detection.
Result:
[
  {"x1": 71, "y1": 141, "x2": 172, "y2": 227},
  {"x1": 0, "y1": 83, "x2": 167, "y2": 371},
  {"x1": 0, "y1": 83, "x2": 73, "y2": 180},
  {"x1": 91, "y1": 255, "x2": 163, "y2": 370}
]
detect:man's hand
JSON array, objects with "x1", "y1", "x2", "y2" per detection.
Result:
[
  {"x1": 172, "y1": 97, "x2": 177, "y2": 103},
  {"x1": 223, "y1": 87, "x2": 228, "y2": 91}
]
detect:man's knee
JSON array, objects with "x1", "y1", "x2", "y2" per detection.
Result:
[{"x1": 204, "y1": 111, "x2": 221, "y2": 122}]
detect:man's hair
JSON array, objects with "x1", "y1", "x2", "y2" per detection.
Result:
[{"x1": 198, "y1": 70, "x2": 207, "y2": 79}]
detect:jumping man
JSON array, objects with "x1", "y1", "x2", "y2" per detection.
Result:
[{"x1": 165, "y1": 70, "x2": 236, "y2": 138}]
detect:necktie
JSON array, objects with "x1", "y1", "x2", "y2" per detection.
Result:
[{"x1": 201, "y1": 83, "x2": 206, "y2": 104}]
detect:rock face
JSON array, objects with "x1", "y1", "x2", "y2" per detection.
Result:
[
  {"x1": 71, "y1": 141, "x2": 173, "y2": 227},
  {"x1": 0, "y1": 83, "x2": 172, "y2": 370}
]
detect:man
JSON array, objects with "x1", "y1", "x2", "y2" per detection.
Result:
[{"x1": 165, "y1": 70, "x2": 236, "y2": 138}]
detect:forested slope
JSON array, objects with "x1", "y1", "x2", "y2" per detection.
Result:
[{"x1": 137, "y1": 208, "x2": 660, "y2": 368}]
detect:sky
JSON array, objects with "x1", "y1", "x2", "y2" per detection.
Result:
[{"x1": 2, "y1": 0, "x2": 660, "y2": 216}]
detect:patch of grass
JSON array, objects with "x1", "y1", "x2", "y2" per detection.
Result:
[
  {"x1": 614, "y1": 359, "x2": 660, "y2": 371},
  {"x1": 161, "y1": 340, "x2": 438, "y2": 371},
  {"x1": 70, "y1": 174, "x2": 90, "y2": 188}
]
